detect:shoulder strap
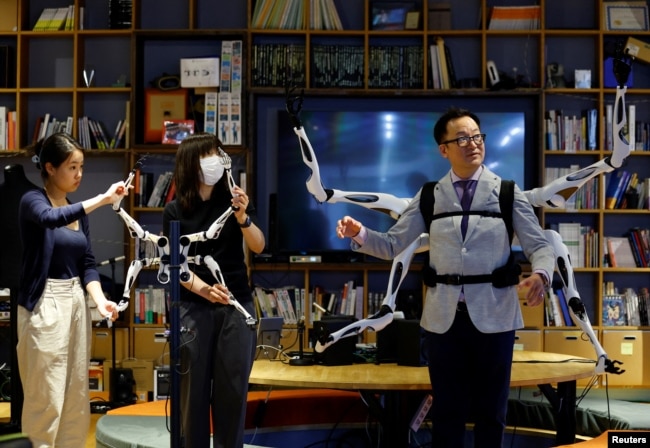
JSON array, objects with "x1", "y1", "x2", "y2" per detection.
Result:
[
  {"x1": 419, "y1": 181, "x2": 438, "y2": 230},
  {"x1": 499, "y1": 180, "x2": 515, "y2": 244},
  {"x1": 420, "y1": 179, "x2": 515, "y2": 243}
]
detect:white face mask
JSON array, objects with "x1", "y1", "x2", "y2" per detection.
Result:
[{"x1": 200, "y1": 155, "x2": 225, "y2": 186}]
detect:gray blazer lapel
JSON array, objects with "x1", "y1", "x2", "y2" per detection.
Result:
[{"x1": 464, "y1": 173, "x2": 499, "y2": 240}]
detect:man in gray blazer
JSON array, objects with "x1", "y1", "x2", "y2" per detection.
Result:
[{"x1": 336, "y1": 107, "x2": 554, "y2": 447}]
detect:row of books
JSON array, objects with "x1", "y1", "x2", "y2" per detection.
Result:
[
  {"x1": 132, "y1": 286, "x2": 168, "y2": 325},
  {"x1": 605, "y1": 170, "x2": 649, "y2": 210},
  {"x1": 605, "y1": 229, "x2": 650, "y2": 268},
  {"x1": 602, "y1": 284, "x2": 649, "y2": 327},
  {"x1": 367, "y1": 46, "x2": 424, "y2": 89},
  {"x1": 253, "y1": 286, "x2": 301, "y2": 324},
  {"x1": 544, "y1": 109, "x2": 598, "y2": 152},
  {"x1": 429, "y1": 37, "x2": 457, "y2": 89},
  {"x1": 32, "y1": 6, "x2": 76, "y2": 31},
  {"x1": 0, "y1": 107, "x2": 16, "y2": 150},
  {"x1": 78, "y1": 116, "x2": 127, "y2": 150},
  {"x1": 556, "y1": 223, "x2": 599, "y2": 268},
  {"x1": 544, "y1": 288, "x2": 574, "y2": 327},
  {"x1": 133, "y1": 170, "x2": 175, "y2": 208},
  {"x1": 544, "y1": 165, "x2": 599, "y2": 210},
  {"x1": 251, "y1": 44, "x2": 306, "y2": 88},
  {"x1": 487, "y1": 5, "x2": 540, "y2": 30},
  {"x1": 311, "y1": 282, "x2": 365, "y2": 321},
  {"x1": 252, "y1": 0, "x2": 342, "y2": 30},
  {"x1": 311, "y1": 45, "x2": 364, "y2": 89}
]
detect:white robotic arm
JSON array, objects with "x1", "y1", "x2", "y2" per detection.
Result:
[
  {"x1": 193, "y1": 255, "x2": 257, "y2": 327},
  {"x1": 285, "y1": 66, "x2": 629, "y2": 375},
  {"x1": 103, "y1": 151, "x2": 257, "y2": 328}
]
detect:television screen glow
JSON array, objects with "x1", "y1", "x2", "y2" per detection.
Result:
[{"x1": 274, "y1": 110, "x2": 526, "y2": 256}]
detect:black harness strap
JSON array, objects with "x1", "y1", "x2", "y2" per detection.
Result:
[{"x1": 419, "y1": 179, "x2": 520, "y2": 288}]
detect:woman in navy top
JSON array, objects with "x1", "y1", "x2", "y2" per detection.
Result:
[{"x1": 17, "y1": 133, "x2": 129, "y2": 447}]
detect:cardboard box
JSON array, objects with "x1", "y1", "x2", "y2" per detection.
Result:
[
  {"x1": 133, "y1": 327, "x2": 170, "y2": 365},
  {"x1": 91, "y1": 327, "x2": 128, "y2": 362},
  {"x1": 602, "y1": 330, "x2": 645, "y2": 386},
  {"x1": 122, "y1": 359, "x2": 154, "y2": 392},
  {"x1": 625, "y1": 36, "x2": 650, "y2": 64}
]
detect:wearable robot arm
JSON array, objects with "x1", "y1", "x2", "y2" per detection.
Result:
[
  {"x1": 286, "y1": 70, "x2": 628, "y2": 375},
  {"x1": 103, "y1": 150, "x2": 258, "y2": 328},
  {"x1": 286, "y1": 86, "x2": 411, "y2": 219},
  {"x1": 193, "y1": 255, "x2": 257, "y2": 327}
]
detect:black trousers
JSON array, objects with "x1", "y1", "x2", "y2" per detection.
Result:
[
  {"x1": 178, "y1": 299, "x2": 257, "y2": 448},
  {"x1": 425, "y1": 309, "x2": 515, "y2": 448}
]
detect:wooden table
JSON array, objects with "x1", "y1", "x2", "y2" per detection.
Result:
[{"x1": 249, "y1": 350, "x2": 597, "y2": 446}]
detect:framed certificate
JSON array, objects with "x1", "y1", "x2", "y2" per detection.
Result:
[{"x1": 604, "y1": 2, "x2": 649, "y2": 31}]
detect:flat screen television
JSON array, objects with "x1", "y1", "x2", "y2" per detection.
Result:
[{"x1": 254, "y1": 96, "x2": 538, "y2": 262}]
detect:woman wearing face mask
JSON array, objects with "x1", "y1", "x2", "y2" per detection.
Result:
[{"x1": 162, "y1": 133, "x2": 265, "y2": 448}]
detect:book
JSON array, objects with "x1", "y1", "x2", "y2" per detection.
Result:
[
  {"x1": 220, "y1": 40, "x2": 233, "y2": 93},
  {"x1": 204, "y1": 91, "x2": 218, "y2": 135},
  {"x1": 228, "y1": 92, "x2": 241, "y2": 145},
  {"x1": 488, "y1": 5, "x2": 540, "y2": 30},
  {"x1": 604, "y1": 170, "x2": 629, "y2": 209},
  {"x1": 628, "y1": 104, "x2": 636, "y2": 151},
  {"x1": 231, "y1": 40, "x2": 243, "y2": 93},
  {"x1": 33, "y1": 8, "x2": 58, "y2": 31},
  {"x1": 602, "y1": 294, "x2": 626, "y2": 326},
  {"x1": 6, "y1": 110, "x2": 16, "y2": 150},
  {"x1": 436, "y1": 37, "x2": 450, "y2": 89},
  {"x1": 554, "y1": 288, "x2": 573, "y2": 326},
  {"x1": 48, "y1": 7, "x2": 69, "y2": 31},
  {"x1": 218, "y1": 92, "x2": 231, "y2": 144},
  {"x1": 0, "y1": 106, "x2": 6, "y2": 150},
  {"x1": 606, "y1": 236, "x2": 637, "y2": 268}
]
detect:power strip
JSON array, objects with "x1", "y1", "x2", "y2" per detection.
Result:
[{"x1": 410, "y1": 394, "x2": 433, "y2": 432}]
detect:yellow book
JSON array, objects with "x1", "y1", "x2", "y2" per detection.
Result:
[
  {"x1": 48, "y1": 7, "x2": 69, "y2": 31},
  {"x1": 33, "y1": 7, "x2": 57, "y2": 31}
]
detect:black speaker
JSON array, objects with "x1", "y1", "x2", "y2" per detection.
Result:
[
  {"x1": 110, "y1": 368, "x2": 136, "y2": 405},
  {"x1": 377, "y1": 319, "x2": 427, "y2": 366},
  {"x1": 312, "y1": 316, "x2": 357, "y2": 366},
  {"x1": 375, "y1": 320, "x2": 399, "y2": 363}
]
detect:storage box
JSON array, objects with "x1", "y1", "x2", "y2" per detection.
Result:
[
  {"x1": 602, "y1": 330, "x2": 646, "y2": 386},
  {"x1": 91, "y1": 327, "x2": 128, "y2": 362},
  {"x1": 134, "y1": 327, "x2": 170, "y2": 365},
  {"x1": 514, "y1": 330, "x2": 542, "y2": 352},
  {"x1": 625, "y1": 36, "x2": 650, "y2": 64},
  {"x1": 517, "y1": 273, "x2": 545, "y2": 328}
]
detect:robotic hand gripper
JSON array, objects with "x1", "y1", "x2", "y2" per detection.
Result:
[
  {"x1": 314, "y1": 233, "x2": 428, "y2": 352},
  {"x1": 193, "y1": 255, "x2": 257, "y2": 328},
  {"x1": 544, "y1": 230, "x2": 624, "y2": 375}
]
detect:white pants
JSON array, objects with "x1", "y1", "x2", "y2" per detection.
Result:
[{"x1": 17, "y1": 277, "x2": 91, "y2": 448}]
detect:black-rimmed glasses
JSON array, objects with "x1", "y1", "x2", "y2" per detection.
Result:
[{"x1": 442, "y1": 133, "x2": 486, "y2": 147}]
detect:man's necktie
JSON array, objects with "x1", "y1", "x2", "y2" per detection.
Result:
[{"x1": 458, "y1": 180, "x2": 474, "y2": 238}]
